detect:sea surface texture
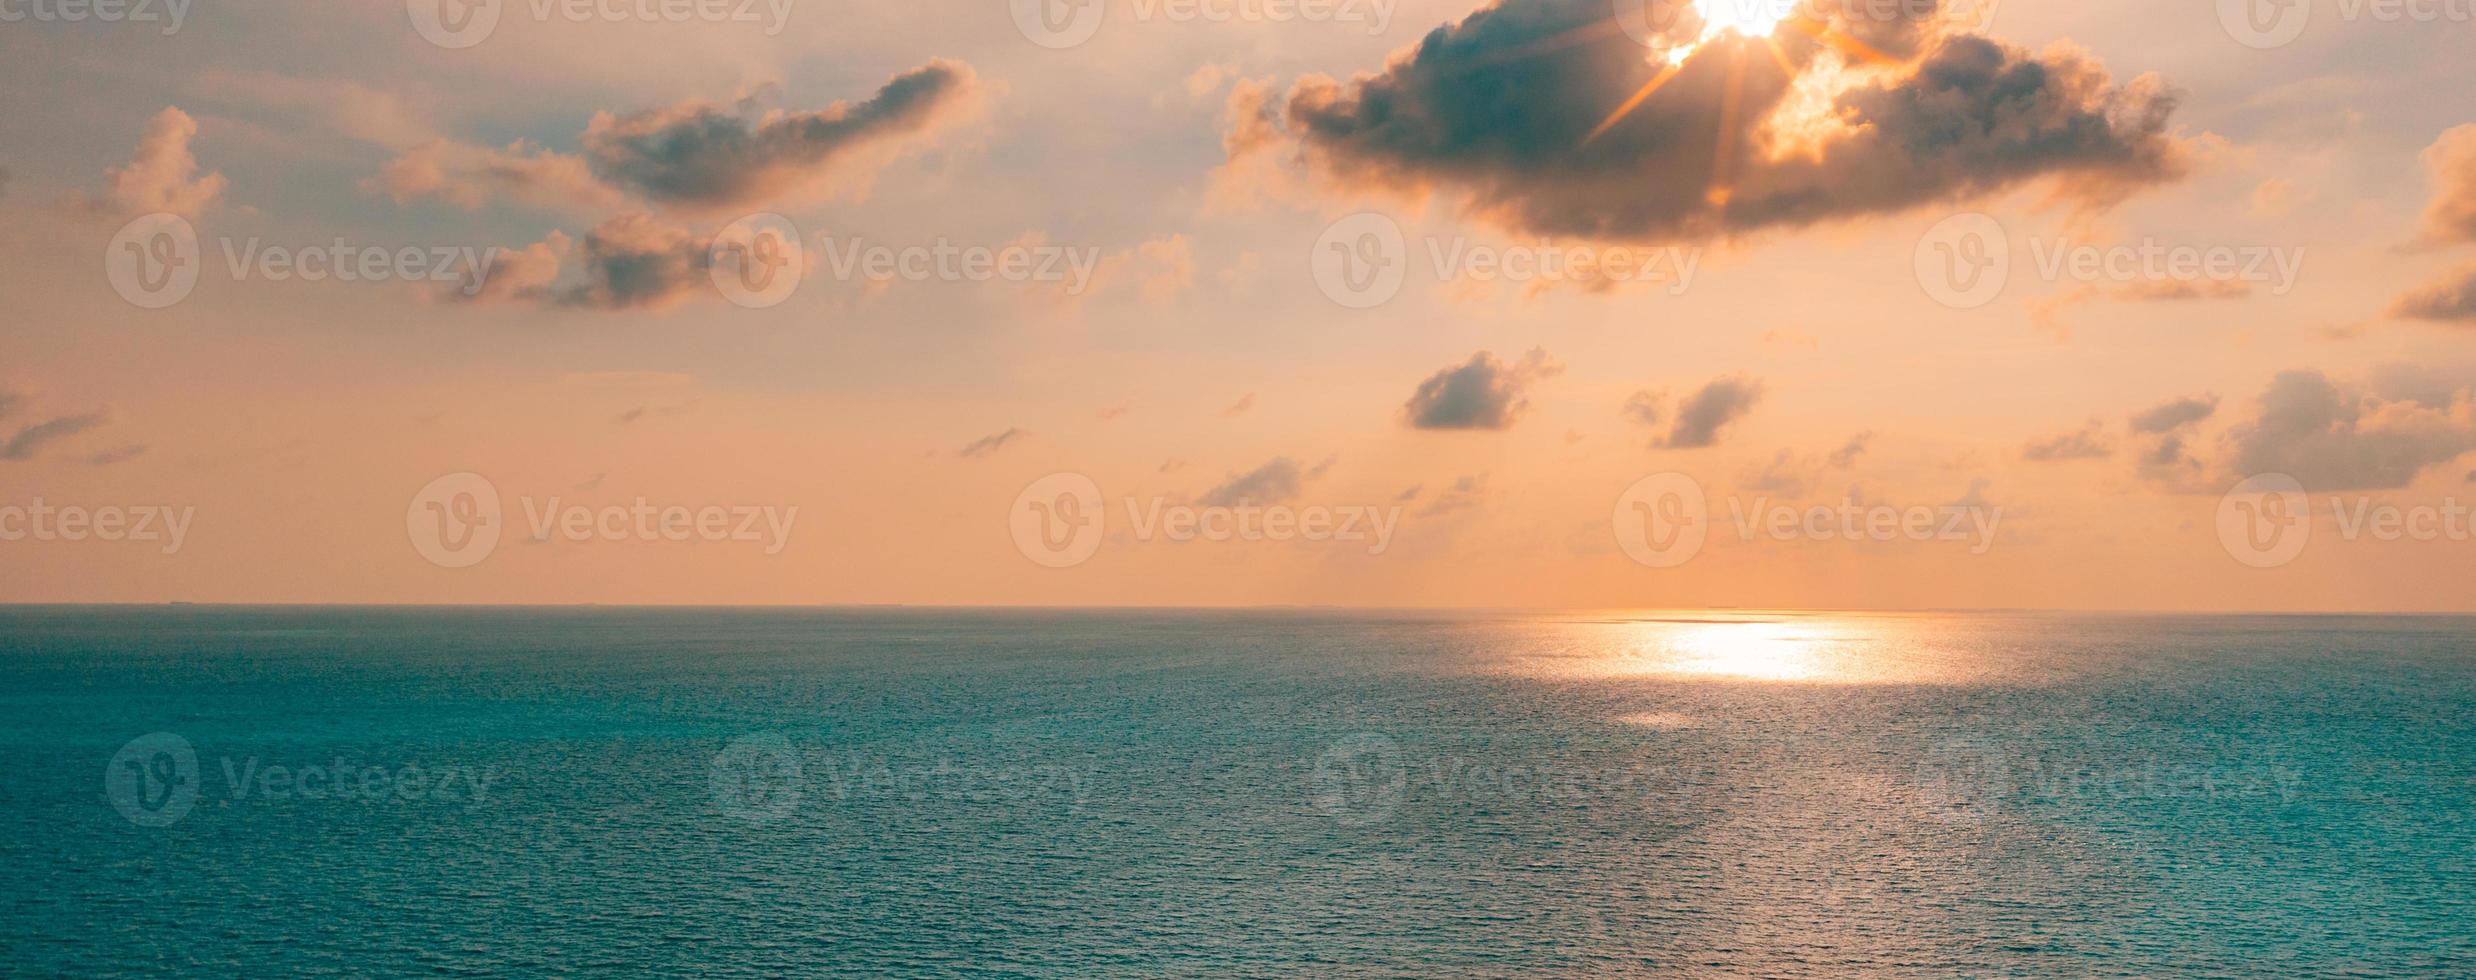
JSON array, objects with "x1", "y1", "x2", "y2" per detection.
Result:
[{"x1": 2, "y1": 607, "x2": 2471, "y2": 976}]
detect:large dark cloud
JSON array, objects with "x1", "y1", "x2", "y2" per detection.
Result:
[
  {"x1": 2224, "y1": 369, "x2": 2476, "y2": 491},
  {"x1": 1403, "y1": 348, "x2": 1562, "y2": 429},
  {"x1": 1242, "y1": 0, "x2": 2185, "y2": 241},
  {"x1": 583, "y1": 61, "x2": 975, "y2": 208}
]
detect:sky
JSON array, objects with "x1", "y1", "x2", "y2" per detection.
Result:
[{"x1": 2, "y1": 0, "x2": 2474, "y2": 610}]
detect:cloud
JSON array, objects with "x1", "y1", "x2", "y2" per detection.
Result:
[
  {"x1": 1224, "y1": 392, "x2": 1257, "y2": 416},
  {"x1": 2222, "y1": 369, "x2": 2476, "y2": 490},
  {"x1": 1233, "y1": 0, "x2": 2187, "y2": 242},
  {"x1": 1199, "y1": 457, "x2": 1304, "y2": 506},
  {"x1": 2416, "y1": 124, "x2": 2476, "y2": 246},
  {"x1": 2391, "y1": 263, "x2": 2476, "y2": 323},
  {"x1": 958, "y1": 427, "x2": 1026, "y2": 458},
  {"x1": 1739, "y1": 432, "x2": 1869, "y2": 497},
  {"x1": 1086, "y1": 234, "x2": 1196, "y2": 304},
  {"x1": 2, "y1": 411, "x2": 110, "y2": 461},
  {"x1": 368, "y1": 139, "x2": 625, "y2": 213},
  {"x1": 1420, "y1": 474, "x2": 1489, "y2": 516},
  {"x1": 2022, "y1": 419, "x2": 2111, "y2": 461},
  {"x1": 1403, "y1": 348, "x2": 1562, "y2": 430},
  {"x1": 83, "y1": 445, "x2": 148, "y2": 466},
  {"x1": 581, "y1": 60, "x2": 976, "y2": 209},
  {"x1": 1650, "y1": 375, "x2": 1763, "y2": 448},
  {"x1": 455, "y1": 216, "x2": 714, "y2": 310},
  {"x1": 72, "y1": 107, "x2": 226, "y2": 219},
  {"x1": 2129, "y1": 395, "x2": 2219, "y2": 434}
]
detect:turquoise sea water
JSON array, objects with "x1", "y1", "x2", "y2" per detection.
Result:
[{"x1": 2, "y1": 607, "x2": 2472, "y2": 976}]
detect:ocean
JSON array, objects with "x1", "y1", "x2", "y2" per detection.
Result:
[{"x1": 2, "y1": 607, "x2": 2470, "y2": 976}]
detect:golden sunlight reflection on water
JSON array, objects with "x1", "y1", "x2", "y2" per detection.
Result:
[{"x1": 1495, "y1": 612, "x2": 1970, "y2": 685}]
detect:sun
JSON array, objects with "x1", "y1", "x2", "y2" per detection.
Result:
[{"x1": 1694, "y1": 0, "x2": 1795, "y2": 40}]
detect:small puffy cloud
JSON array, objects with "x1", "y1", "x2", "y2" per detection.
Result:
[
  {"x1": 72, "y1": 107, "x2": 225, "y2": 220},
  {"x1": 1223, "y1": 392, "x2": 1257, "y2": 416},
  {"x1": 2129, "y1": 395, "x2": 2219, "y2": 434},
  {"x1": 2223, "y1": 369, "x2": 2476, "y2": 490},
  {"x1": 582, "y1": 60, "x2": 976, "y2": 209},
  {"x1": 1420, "y1": 474, "x2": 1489, "y2": 516},
  {"x1": 1403, "y1": 348, "x2": 1563, "y2": 430},
  {"x1": 2416, "y1": 124, "x2": 2476, "y2": 246},
  {"x1": 1647, "y1": 375, "x2": 1763, "y2": 449},
  {"x1": 454, "y1": 216, "x2": 713, "y2": 311},
  {"x1": 1234, "y1": 0, "x2": 2187, "y2": 242},
  {"x1": 2022, "y1": 419, "x2": 2111, "y2": 461},
  {"x1": 2391, "y1": 264, "x2": 2476, "y2": 323},
  {"x1": 1742, "y1": 433, "x2": 1870, "y2": 497},
  {"x1": 1827, "y1": 432, "x2": 1873, "y2": 468},
  {"x1": 2, "y1": 410, "x2": 110, "y2": 461},
  {"x1": 1199, "y1": 457, "x2": 1304, "y2": 506},
  {"x1": 958, "y1": 427, "x2": 1026, "y2": 458}
]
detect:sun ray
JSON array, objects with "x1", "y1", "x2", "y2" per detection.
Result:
[
  {"x1": 1707, "y1": 41, "x2": 1749, "y2": 207},
  {"x1": 1583, "y1": 61, "x2": 1687, "y2": 146}
]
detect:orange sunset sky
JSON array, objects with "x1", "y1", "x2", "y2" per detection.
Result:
[{"x1": 2, "y1": 0, "x2": 2474, "y2": 609}]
